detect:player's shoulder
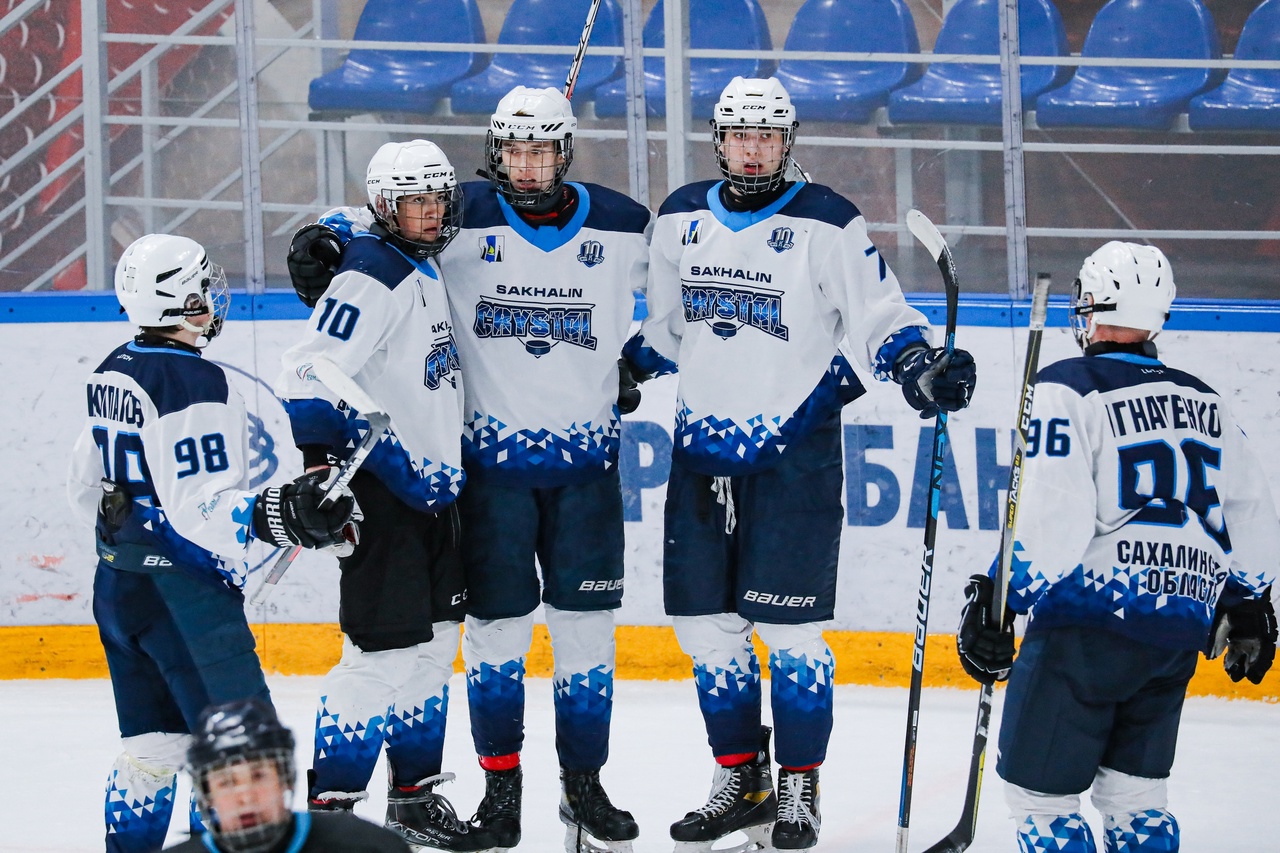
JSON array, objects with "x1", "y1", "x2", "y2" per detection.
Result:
[
  {"x1": 97, "y1": 339, "x2": 231, "y2": 417},
  {"x1": 337, "y1": 233, "x2": 415, "y2": 291},
  {"x1": 1039, "y1": 353, "x2": 1220, "y2": 398},
  {"x1": 306, "y1": 811, "x2": 411, "y2": 850},
  {"x1": 578, "y1": 182, "x2": 651, "y2": 234},
  {"x1": 459, "y1": 180, "x2": 505, "y2": 229},
  {"x1": 657, "y1": 180, "x2": 719, "y2": 217},
  {"x1": 778, "y1": 182, "x2": 862, "y2": 228}
]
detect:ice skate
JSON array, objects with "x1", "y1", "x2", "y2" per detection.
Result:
[
  {"x1": 669, "y1": 727, "x2": 776, "y2": 853},
  {"x1": 559, "y1": 767, "x2": 639, "y2": 853},
  {"x1": 306, "y1": 769, "x2": 364, "y2": 813},
  {"x1": 472, "y1": 765, "x2": 522, "y2": 850},
  {"x1": 772, "y1": 768, "x2": 820, "y2": 850},
  {"x1": 386, "y1": 772, "x2": 498, "y2": 852}
]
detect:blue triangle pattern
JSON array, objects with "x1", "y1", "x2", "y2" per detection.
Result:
[
  {"x1": 311, "y1": 695, "x2": 388, "y2": 794},
  {"x1": 1103, "y1": 809, "x2": 1179, "y2": 852},
  {"x1": 1016, "y1": 812, "x2": 1098, "y2": 853},
  {"x1": 693, "y1": 652, "x2": 761, "y2": 714},
  {"x1": 385, "y1": 687, "x2": 450, "y2": 785},
  {"x1": 104, "y1": 767, "x2": 176, "y2": 853},
  {"x1": 769, "y1": 646, "x2": 835, "y2": 715},
  {"x1": 464, "y1": 411, "x2": 619, "y2": 475}
]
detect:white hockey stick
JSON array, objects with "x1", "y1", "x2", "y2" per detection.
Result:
[{"x1": 563, "y1": 0, "x2": 605, "y2": 100}]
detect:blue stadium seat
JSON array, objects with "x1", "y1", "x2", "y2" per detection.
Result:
[
  {"x1": 449, "y1": 0, "x2": 624, "y2": 114},
  {"x1": 776, "y1": 0, "x2": 921, "y2": 123},
  {"x1": 1190, "y1": 0, "x2": 1280, "y2": 130},
  {"x1": 308, "y1": 0, "x2": 486, "y2": 115},
  {"x1": 1035, "y1": 0, "x2": 1221, "y2": 129},
  {"x1": 887, "y1": 0, "x2": 1068, "y2": 125},
  {"x1": 592, "y1": 0, "x2": 773, "y2": 119}
]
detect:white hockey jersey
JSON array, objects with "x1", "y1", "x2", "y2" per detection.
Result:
[
  {"x1": 1008, "y1": 348, "x2": 1280, "y2": 650},
  {"x1": 626, "y1": 180, "x2": 929, "y2": 475},
  {"x1": 67, "y1": 337, "x2": 259, "y2": 589},
  {"x1": 276, "y1": 231, "x2": 466, "y2": 513}
]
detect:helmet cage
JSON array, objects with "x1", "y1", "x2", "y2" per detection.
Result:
[
  {"x1": 370, "y1": 184, "x2": 463, "y2": 260},
  {"x1": 711, "y1": 122, "x2": 796, "y2": 194},
  {"x1": 485, "y1": 131, "x2": 574, "y2": 208},
  {"x1": 192, "y1": 748, "x2": 295, "y2": 853},
  {"x1": 159, "y1": 262, "x2": 229, "y2": 340}
]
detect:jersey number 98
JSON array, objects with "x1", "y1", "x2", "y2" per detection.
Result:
[{"x1": 175, "y1": 433, "x2": 230, "y2": 479}]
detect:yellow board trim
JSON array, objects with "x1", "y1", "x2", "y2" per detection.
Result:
[{"x1": 0, "y1": 623, "x2": 1273, "y2": 701}]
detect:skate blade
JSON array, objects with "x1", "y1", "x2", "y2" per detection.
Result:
[
  {"x1": 673, "y1": 822, "x2": 773, "y2": 853},
  {"x1": 562, "y1": 824, "x2": 636, "y2": 853}
]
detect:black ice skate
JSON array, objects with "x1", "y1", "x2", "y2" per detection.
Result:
[
  {"x1": 669, "y1": 726, "x2": 776, "y2": 853},
  {"x1": 306, "y1": 769, "x2": 364, "y2": 813},
  {"x1": 385, "y1": 772, "x2": 497, "y2": 852},
  {"x1": 472, "y1": 765, "x2": 522, "y2": 850},
  {"x1": 772, "y1": 768, "x2": 821, "y2": 850},
  {"x1": 559, "y1": 767, "x2": 640, "y2": 853}
]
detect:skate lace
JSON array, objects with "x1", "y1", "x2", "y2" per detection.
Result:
[
  {"x1": 475, "y1": 773, "x2": 520, "y2": 822},
  {"x1": 777, "y1": 772, "x2": 816, "y2": 827},
  {"x1": 396, "y1": 772, "x2": 469, "y2": 832},
  {"x1": 693, "y1": 764, "x2": 742, "y2": 818}
]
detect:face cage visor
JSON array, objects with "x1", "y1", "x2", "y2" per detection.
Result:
[
  {"x1": 485, "y1": 132, "x2": 574, "y2": 208},
  {"x1": 712, "y1": 122, "x2": 795, "y2": 195},
  {"x1": 160, "y1": 263, "x2": 230, "y2": 341},
  {"x1": 194, "y1": 749, "x2": 294, "y2": 853},
  {"x1": 376, "y1": 185, "x2": 463, "y2": 259}
]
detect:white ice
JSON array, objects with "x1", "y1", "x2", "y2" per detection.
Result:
[{"x1": 1, "y1": 676, "x2": 1275, "y2": 851}]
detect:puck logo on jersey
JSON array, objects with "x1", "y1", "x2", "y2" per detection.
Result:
[
  {"x1": 473, "y1": 297, "x2": 598, "y2": 355},
  {"x1": 480, "y1": 235, "x2": 504, "y2": 263},
  {"x1": 767, "y1": 226, "x2": 794, "y2": 253},
  {"x1": 681, "y1": 219, "x2": 701, "y2": 245},
  {"x1": 424, "y1": 334, "x2": 461, "y2": 390},
  {"x1": 577, "y1": 239, "x2": 605, "y2": 268},
  {"x1": 682, "y1": 282, "x2": 789, "y2": 341}
]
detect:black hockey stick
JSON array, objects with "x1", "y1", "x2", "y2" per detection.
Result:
[
  {"x1": 563, "y1": 0, "x2": 604, "y2": 100},
  {"x1": 895, "y1": 209, "x2": 961, "y2": 853},
  {"x1": 921, "y1": 273, "x2": 1051, "y2": 853}
]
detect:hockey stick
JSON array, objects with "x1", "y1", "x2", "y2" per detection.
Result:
[
  {"x1": 921, "y1": 273, "x2": 1051, "y2": 853},
  {"x1": 563, "y1": 0, "x2": 604, "y2": 100},
  {"x1": 895, "y1": 209, "x2": 960, "y2": 853}
]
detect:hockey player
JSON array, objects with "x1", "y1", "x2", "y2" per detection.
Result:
[
  {"x1": 68, "y1": 234, "x2": 357, "y2": 853},
  {"x1": 170, "y1": 698, "x2": 412, "y2": 852},
  {"x1": 285, "y1": 88, "x2": 651, "y2": 853},
  {"x1": 275, "y1": 140, "x2": 494, "y2": 852},
  {"x1": 621, "y1": 77, "x2": 977, "y2": 851},
  {"x1": 957, "y1": 242, "x2": 1280, "y2": 853}
]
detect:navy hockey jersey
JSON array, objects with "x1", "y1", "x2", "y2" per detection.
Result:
[
  {"x1": 276, "y1": 232, "x2": 466, "y2": 513},
  {"x1": 1007, "y1": 350, "x2": 1280, "y2": 650},
  {"x1": 67, "y1": 338, "x2": 259, "y2": 589},
  {"x1": 627, "y1": 180, "x2": 929, "y2": 475}
]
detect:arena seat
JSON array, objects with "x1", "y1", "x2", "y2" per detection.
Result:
[
  {"x1": 775, "y1": 0, "x2": 922, "y2": 123},
  {"x1": 449, "y1": 0, "x2": 624, "y2": 114},
  {"x1": 1189, "y1": 0, "x2": 1280, "y2": 130},
  {"x1": 1035, "y1": 0, "x2": 1221, "y2": 130},
  {"x1": 886, "y1": 0, "x2": 1069, "y2": 125},
  {"x1": 591, "y1": 0, "x2": 773, "y2": 119},
  {"x1": 308, "y1": 0, "x2": 486, "y2": 115}
]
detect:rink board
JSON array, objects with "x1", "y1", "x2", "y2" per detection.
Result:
[{"x1": 3, "y1": 294, "x2": 1278, "y2": 698}]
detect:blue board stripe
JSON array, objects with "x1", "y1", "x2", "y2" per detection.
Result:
[{"x1": 6, "y1": 290, "x2": 1280, "y2": 332}]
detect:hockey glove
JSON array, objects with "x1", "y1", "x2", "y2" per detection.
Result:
[
  {"x1": 1207, "y1": 589, "x2": 1277, "y2": 685},
  {"x1": 896, "y1": 346, "x2": 977, "y2": 419},
  {"x1": 617, "y1": 358, "x2": 644, "y2": 415},
  {"x1": 253, "y1": 470, "x2": 357, "y2": 550},
  {"x1": 287, "y1": 223, "x2": 343, "y2": 308},
  {"x1": 957, "y1": 574, "x2": 1016, "y2": 686}
]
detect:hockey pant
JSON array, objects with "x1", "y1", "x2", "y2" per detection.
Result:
[
  {"x1": 105, "y1": 732, "x2": 206, "y2": 853},
  {"x1": 464, "y1": 605, "x2": 616, "y2": 770},
  {"x1": 1007, "y1": 768, "x2": 1179, "y2": 852},
  {"x1": 311, "y1": 625, "x2": 459, "y2": 798},
  {"x1": 673, "y1": 613, "x2": 834, "y2": 769}
]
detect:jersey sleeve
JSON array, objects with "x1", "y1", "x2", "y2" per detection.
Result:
[
  {"x1": 141, "y1": 393, "x2": 258, "y2": 559},
  {"x1": 1219, "y1": 418, "x2": 1280, "y2": 598},
  {"x1": 67, "y1": 421, "x2": 105, "y2": 527},
  {"x1": 1002, "y1": 381, "x2": 1100, "y2": 613},
  {"x1": 627, "y1": 214, "x2": 685, "y2": 376},
  {"x1": 318, "y1": 205, "x2": 373, "y2": 243},
  {"x1": 814, "y1": 215, "x2": 931, "y2": 379}
]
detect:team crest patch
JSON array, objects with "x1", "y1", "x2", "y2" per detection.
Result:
[
  {"x1": 681, "y1": 219, "x2": 702, "y2": 245},
  {"x1": 480, "y1": 235, "x2": 504, "y2": 263},
  {"x1": 577, "y1": 239, "x2": 605, "y2": 268},
  {"x1": 767, "y1": 226, "x2": 794, "y2": 253}
]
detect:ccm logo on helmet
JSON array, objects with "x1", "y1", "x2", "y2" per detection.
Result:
[
  {"x1": 579, "y1": 579, "x2": 624, "y2": 592},
  {"x1": 740, "y1": 104, "x2": 767, "y2": 110},
  {"x1": 744, "y1": 590, "x2": 816, "y2": 607}
]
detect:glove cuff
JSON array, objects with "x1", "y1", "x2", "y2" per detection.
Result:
[{"x1": 252, "y1": 488, "x2": 293, "y2": 548}]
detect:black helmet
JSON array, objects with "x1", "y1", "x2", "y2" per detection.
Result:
[{"x1": 189, "y1": 699, "x2": 296, "y2": 853}]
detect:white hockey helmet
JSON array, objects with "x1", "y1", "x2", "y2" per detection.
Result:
[
  {"x1": 365, "y1": 139, "x2": 462, "y2": 259},
  {"x1": 1071, "y1": 241, "x2": 1176, "y2": 347},
  {"x1": 114, "y1": 233, "x2": 229, "y2": 340},
  {"x1": 485, "y1": 86, "x2": 577, "y2": 208},
  {"x1": 711, "y1": 76, "x2": 799, "y2": 194}
]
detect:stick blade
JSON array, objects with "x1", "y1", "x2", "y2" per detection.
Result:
[{"x1": 907, "y1": 209, "x2": 947, "y2": 262}]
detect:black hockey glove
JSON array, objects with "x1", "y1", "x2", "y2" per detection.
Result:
[
  {"x1": 896, "y1": 345, "x2": 977, "y2": 419},
  {"x1": 1207, "y1": 589, "x2": 1277, "y2": 685},
  {"x1": 253, "y1": 470, "x2": 357, "y2": 550},
  {"x1": 617, "y1": 358, "x2": 644, "y2": 415},
  {"x1": 957, "y1": 574, "x2": 1016, "y2": 686},
  {"x1": 287, "y1": 223, "x2": 344, "y2": 308}
]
